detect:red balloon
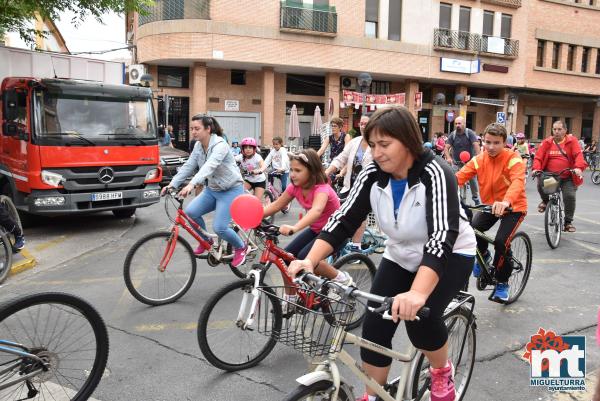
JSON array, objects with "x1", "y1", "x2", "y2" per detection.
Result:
[
  {"x1": 459, "y1": 151, "x2": 471, "y2": 163},
  {"x1": 230, "y1": 194, "x2": 264, "y2": 230}
]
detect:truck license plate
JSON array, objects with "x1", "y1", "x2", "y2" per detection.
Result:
[{"x1": 91, "y1": 192, "x2": 123, "y2": 201}]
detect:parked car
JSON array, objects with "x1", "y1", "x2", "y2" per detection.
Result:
[{"x1": 159, "y1": 145, "x2": 190, "y2": 187}]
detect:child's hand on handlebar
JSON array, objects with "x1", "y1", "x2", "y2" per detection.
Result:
[
  {"x1": 288, "y1": 259, "x2": 313, "y2": 279},
  {"x1": 491, "y1": 201, "x2": 510, "y2": 217},
  {"x1": 391, "y1": 290, "x2": 427, "y2": 323},
  {"x1": 279, "y1": 224, "x2": 296, "y2": 236}
]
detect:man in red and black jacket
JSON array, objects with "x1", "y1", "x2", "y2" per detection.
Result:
[{"x1": 532, "y1": 120, "x2": 587, "y2": 233}]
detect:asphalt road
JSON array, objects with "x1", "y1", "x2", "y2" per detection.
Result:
[{"x1": 1, "y1": 172, "x2": 599, "y2": 401}]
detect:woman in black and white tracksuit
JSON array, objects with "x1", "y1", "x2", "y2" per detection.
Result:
[{"x1": 289, "y1": 107, "x2": 476, "y2": 401}]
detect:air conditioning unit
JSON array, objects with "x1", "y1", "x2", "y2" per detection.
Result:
[
  {"x1": 128, "y1": 64, "x2": 146, "y2": 85},
  {"x1": 341, "y1": 76, "x2": 357, "y2": 91}
]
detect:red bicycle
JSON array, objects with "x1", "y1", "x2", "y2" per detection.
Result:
[
  {"x1": 123, "y1": 190, "x2": 262, "y2": 305},
  {"x1": 196, "y1": 221, "x2": 376, "y2": 371}
]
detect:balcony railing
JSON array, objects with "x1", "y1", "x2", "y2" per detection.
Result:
[
  {"x1": 480, "y1": 0, "x2": 522, "y2": 8},
  {"x1": 434, "y1": 29, "x2": 480, "y2": 53},
  {"x1": 280, "y1": 1, "x2": 337, "y2": 36},
  {"x1": 480, "y1": 35, "x2": 519, "y2": 57},
  {"x1": 139, "y1": 0, "x2": 210, "y2": 26},
  {"x1": 434, "y1": 29, "x2": 519, "y2": 58}
]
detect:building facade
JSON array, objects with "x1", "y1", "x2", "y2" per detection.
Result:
[{"x1": 129, "y1": 0, "x2": 600, "y2": 148}]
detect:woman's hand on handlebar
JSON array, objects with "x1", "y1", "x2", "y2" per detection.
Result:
[
  {"x1": 491, "y1": 200, "x2": 511, "y2": 217},
  {"x1": 288, "y1": 259, "x2": 313, "y2": 279},
  {"x1": 391, "y1": 290, "x2": 428, "y2": 323},
  {"x1": 160, "y1": 186, "x2": 172, "y2": 196},
  {"x1": 177, "y1": 183, "x2": 195, "y2": 198},
  {"x1": 279, "y1": 224, "x2": 296, "y2": 236}
]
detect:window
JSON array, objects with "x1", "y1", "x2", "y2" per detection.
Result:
[
  {"x1": 157, "y1": 66, "x2": 189, "y2": 88},
  {"x1": 565, "y1": 117, "x2": 572, "y2": 132},
  {"x1": 524, "y1": 115, "x2": 532, "y2": 139},
  {"x1": 370, "y1": 80, "x2": 391, "y2": 94},
  {"x1": 388, "y1": 0, "x2": 402, "y2": 41},
  {"x1": 286, "y1": 74, "x2": 325, "y2": 96},
  {"x1": 596, "y1": 49, "x2": 600, "y2": 74},
  {"x1": 500, "y1": 14, "x2": 512, "y2": 38},
  {"x1": 537, "y1": 116, "x2": 546, "y2": 140},
  {"x1": 567, "y1": 45, "x2": 575, "y2": 71},
  {"x1": 365, "y1": 0, "x2": 379, "y2": 38},
  {"x1": 231, "y1": 70, "x2": 246, "y2": 85},
  {"x1": 483, "y1": 11, "x2": 494, "y2": 36},
  {"x1": 459, "y1": 7, "x2": 471, "y2": 32},
  {"x1": 552, "y1": 42, "x2": 560, "y2": 69},
  {"x1": 582, "y1": 47, "x2": 590, "y2": 73},
  {"x1": 537, "y1": 40, "x2": 545, "y2": 67},
  {"x1": 439, "y1": 3, "x2": 452, "y2": 30}
]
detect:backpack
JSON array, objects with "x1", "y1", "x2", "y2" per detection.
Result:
[{"x1": 448, "y1": 129, "x2": 476, "y2": 154}]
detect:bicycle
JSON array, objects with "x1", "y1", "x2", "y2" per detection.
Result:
[
  {"x1": 266, "y1": 171, "x2": 291, "y2": 214},
  {"x1": 239, "y1": 166, "x2": 276, "y2": 223},
  {"x1": 123, "y1": 190, "x2": 262, "y2": 306},
  {"x1": 469, "y1": 205, "x2": 532, "y2": 304},
  {"x1": 0, "y1": 196, "x2": 22, "y2": 284},
  {"x1": 534, "y1": 168, "x2": 573, "y2": 249},
  {"x1": 196, "y1": 222, "x2": 376, "y2": 371},
  {"x1": 283, "y1": 272, "x2": 476, "y2": 401},
  {"x1": 0, "y1": 292, "x2": 109, "y2": 401},
  {"x1": 593, "y1": 169, "x2": 600, "y2": 185}
]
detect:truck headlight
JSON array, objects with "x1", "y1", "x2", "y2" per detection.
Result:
[
  {"x1": 145, "y1": 168, "x2": 159, "y2": 181},
  {"x1": 41, "y1": 170, "x2": 65, "y2": 187}
]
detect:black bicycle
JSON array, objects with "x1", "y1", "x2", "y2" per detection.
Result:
[
  {"x1": 534, "y1": 169, "x2": 573, "y2": 249},
  {"x1": 469, "y1": 205, "x2": 532, "y2": 304},
  {"x1": 0, "y1": 292, "x2": 109, "y2": 400}
]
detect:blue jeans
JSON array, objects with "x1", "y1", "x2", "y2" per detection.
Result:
[
  {"x1": 185, "y1": 185, "x2": 245, "y2": 249},
  {"x1": 279, "y1": 172, "x2": 289, "y2": 192}
]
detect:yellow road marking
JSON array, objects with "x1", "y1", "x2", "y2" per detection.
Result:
[
  {"x1": 135, "y1": 322, "x2": 199, "y2": 332},
  {"x1": 9, "y1": 249, "x2": 36, "y2": 276},
  {"x1": 33, "y1": 235, "x2": 68, "y2": 252}
]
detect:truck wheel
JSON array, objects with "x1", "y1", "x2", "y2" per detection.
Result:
[{"x1": 112, "y1": 208, "x2": 136, "y2": 218}]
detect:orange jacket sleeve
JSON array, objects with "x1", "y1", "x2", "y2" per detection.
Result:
[
  {"x1": 455, "y1": 158, "x2": 478, "y2": 186},
  {"x1": 503, "y1": 155, "x2": 526, "y2": 207}
]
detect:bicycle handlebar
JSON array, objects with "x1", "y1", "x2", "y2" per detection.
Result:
[
  {"x1": 296, "y1": 272, "x2": 430, "y2": 321},
  {"x1": 532, "y1": 168, "x2": 574, "y2": 178},
  {"x1": 469, "y1": 204, "x2": 513, "y2": 214}
]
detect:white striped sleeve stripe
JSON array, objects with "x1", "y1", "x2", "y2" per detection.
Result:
[
  {"x1": 322, "y1": 164, "x2": 377, "y2": 233},
  {"x1": 424, "y1": 161, "x2": 449, "y2": 258}
]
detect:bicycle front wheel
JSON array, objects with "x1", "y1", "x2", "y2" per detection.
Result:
[
  {"x1": 262, "y1": 190, "x2": 275, "y2": 224},
  {"x1": 0, "y1": 231, "x2": 13, "y2": 284},
  {"x1": 506, "y1": 231, "x2": 532, "y2": 304},
  {"x1": 411, "y1": 307, "x2": 476, "y2": 401},
  {"x1": 333, "y1": 253, "x2": 376, "y2": 330},
  {"x1": 0, "y1": 292, "x2": 109, "y2": 401},
  {"x1": 124, "y1": 231, "x2": 197, "y2": 305},
  {"x1": 592, "y1": 170, "x2": 600, "y2": 185},
  {"x1": 544, "y1": 198, "x2": 561, "y2": 249},
  {"x1": 283, "y1": 380, "x2": 354, "y2": 401},
  {"x1": 197, "y1": 279, "x2": 282, "y2": 371}
]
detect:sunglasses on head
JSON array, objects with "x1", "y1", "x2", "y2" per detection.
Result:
[{"x1": 288, "y1": 152, "x2": 309, "y2": 163}]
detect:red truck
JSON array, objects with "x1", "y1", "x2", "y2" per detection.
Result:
[{"x1": 0, "y1": 76, "x2": 162, "y2": 219}]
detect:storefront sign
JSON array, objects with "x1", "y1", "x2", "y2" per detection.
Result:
[
  {"x1": 419, "y1": 117, "x2": 428, "y2": 124},
  {"x1": 482, "y1": 64, "x2": 509, "y2": 73},
  {"x1": 224, "y1": 100, "x2": 240, "y2": 111},
  {"x1": 415, "y1": 92, "x2": 423, "y2": 112},
  {"x1": 341, "y1": 90, "x2": 406, "y2": 109},
  {"x1": 440, "y1": 58, "x2": 480, "y2": 74}
]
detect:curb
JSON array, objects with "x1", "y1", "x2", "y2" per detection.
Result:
[{"x1": 9, "y1": 249, "x2": 37, "y2": 276}]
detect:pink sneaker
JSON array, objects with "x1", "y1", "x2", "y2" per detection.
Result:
[
  {"x1": 429, "y1": 361, "x2": 455, "y2": 401},
  {"x1": 355, "y1": 394, "x2": 371, "y2": 401},
  {"x1": 231, "y1": 245, "x2": 248, "y2": 267},
  {"x1": 194, "y1": 240, "x2": 213, "y2": 255}
]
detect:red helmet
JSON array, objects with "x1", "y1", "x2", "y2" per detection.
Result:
[{"x1": 241, "y1": 137, "x2": 257, "y2": 148}]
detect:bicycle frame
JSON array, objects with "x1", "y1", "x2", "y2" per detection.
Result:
[
  {"x1": 297, "y1": 293, "x2": 476, "y2": 401},
  {"x1": 0, "y1": 340, "x2": 47, "y2": 390}
]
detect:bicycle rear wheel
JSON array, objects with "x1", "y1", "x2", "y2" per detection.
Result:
[
  {"x1": 123, "y1": 231, "x2": 197, "y2": 305},
  {"x1": 197, "y1": 279, "x2": 282, "y2": 371},
  {"x1": 592, "y1": 170, "x2": 600, "y2": 185},
  {"x1": 332, "y1": 253, "x2": 376, "y2": 330},
  {"x1": 544, "y1": 198, "x2": 561, "y2": 249},
  {"x1": 0, "y1": 231, "x2": 12, "y2": 284},
  {"x1": 0, "y1": 292, "x2": 109, "y2": 401},
  {"x1": 411, "y1": 307, "x2": 476, "y2": 401},
  {"x1": 506, "y1": 232, "x2": 532, "y2": 304}
]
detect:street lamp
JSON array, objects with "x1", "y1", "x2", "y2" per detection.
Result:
[{"x1": 357, "y1": 72, "x2": 372, "y2": 115}]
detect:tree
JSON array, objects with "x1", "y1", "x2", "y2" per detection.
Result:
[{"x1": 0, "y1": 0, "x2": 153, "y2": 45}]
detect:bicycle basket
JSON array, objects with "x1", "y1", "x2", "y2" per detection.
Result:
[
  {"x1": 541, "y1": 174, "x2": 560, "y2": 195},
  {"x1": 256, "y1": 286, "x2": 355, "y2": 357}
]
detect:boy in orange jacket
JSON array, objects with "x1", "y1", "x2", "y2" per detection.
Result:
[{"x1": 456, "y1": 123, "x2": 527, "y2": 302}]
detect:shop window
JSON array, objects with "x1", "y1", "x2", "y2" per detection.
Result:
[
  {"x1": 231, "y1": 70, "x2": 246, "y2": 85},
  {"x1": 158, "y1": 66, "x2": 189, "y2": 88},
  {"x1": 286, "y1": 74, "x2": 325, "y2": 96}
]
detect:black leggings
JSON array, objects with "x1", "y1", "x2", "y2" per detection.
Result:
[
  {"x1": 284, "y1": 227, "x2": 344, "y2": 260},
  {"x1": 361, "y1": 255, "x2": 473, "y2": 367}
]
